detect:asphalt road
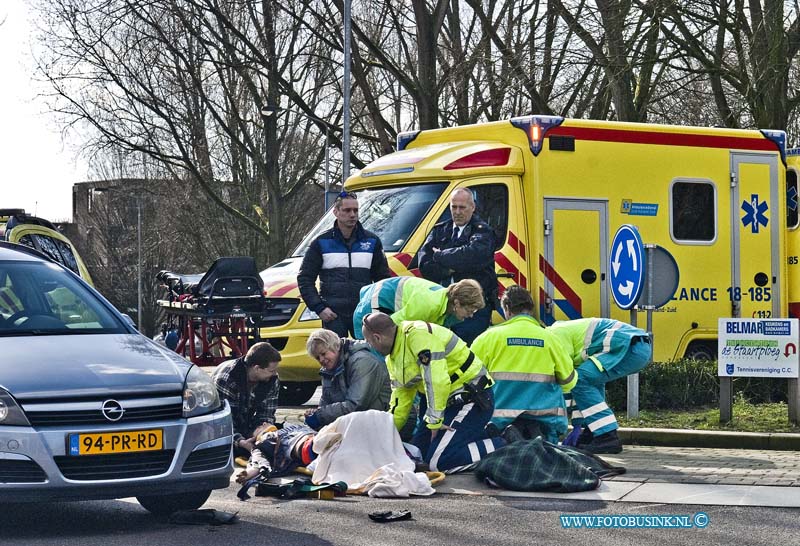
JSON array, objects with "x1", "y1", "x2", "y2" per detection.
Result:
[{"x1": 2, "y1": 487, "x2": 798, "y2": 546}]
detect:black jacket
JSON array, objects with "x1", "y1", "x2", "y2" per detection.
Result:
[
  {"x1": 418, "y1": 214, "x2": 497, "y2": 302},
  {"x1": 297, "y1": 221, "x2": 391, "y2": 316}
]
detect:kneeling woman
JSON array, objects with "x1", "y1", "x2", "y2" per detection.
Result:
[{"x1": 303, "y1": 329, "x2": 391, "y2": 430}]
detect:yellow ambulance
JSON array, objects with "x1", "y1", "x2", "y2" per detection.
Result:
[
  {"x1": 0, "y1": 209, "x2": 93, "y2": 284},
  {"x1": 259, "y1": 116, "x2": 794, "y2": 404}
]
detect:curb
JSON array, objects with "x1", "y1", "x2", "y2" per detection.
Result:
[{"x1": 619, "y1": 427, "x2": 800, "y2": 450}]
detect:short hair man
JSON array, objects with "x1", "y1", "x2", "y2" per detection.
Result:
[
  {"x1": 361, "y1": 312, "x2": 504, "y2": 473},
  {"x1": 352, "y1": 277, "x2": 485, "y2": 339},
  {"x1": 297, "y1": 191, "x2": 391, "y2": 337},
  {"x1": 303, "y1": 328, "x2": 391, "y2": 430},
  {"x1": 211, "y1": 342, "x2": 281, "y2": 455},
  {"x1": 471, "y1": 286, "x2": 576, "y2": 444},
  {"x1": 418, "y1": 188, "x2": 497, "y2": 344}
]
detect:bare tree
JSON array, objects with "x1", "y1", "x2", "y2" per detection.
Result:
[
  {"x1": 32, "y1": 0, "x2": 331, "y2": 265},
  {"x1": 652, "y1": 0, "x2": 800, "y2": 131}
]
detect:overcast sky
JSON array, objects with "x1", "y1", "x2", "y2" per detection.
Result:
[{"x1": 1, "y1": 0, "x2": 86, "y2": 222}]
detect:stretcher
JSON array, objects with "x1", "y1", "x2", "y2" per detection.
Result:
[{"x1": 156, "y1": 257, "x2": 266, "y2": 366}]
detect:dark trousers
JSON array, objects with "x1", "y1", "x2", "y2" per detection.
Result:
[
  {"x1": 323, "y1": 312, "x2": 355, "y2": 338},
  {"x1": 451, "y1": 306, "x2": 492, "y2": 345},
  {"x1": 411, "y1": 391, "x2": 505, "y2": 473}
]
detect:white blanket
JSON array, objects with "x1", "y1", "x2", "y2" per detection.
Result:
[
  {"x1": 311, "y1": 410, "x2": 433, "y2": 496},
  {"x1": 361, "y1": 464, "x2": 435, "y2": 497}
]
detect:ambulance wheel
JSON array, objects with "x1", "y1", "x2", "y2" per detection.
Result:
[
  {"x1": 684, "y1": 341, "x2": 716, "y2": 362},
  {"x1": 279, "y1": 381, "x2": 318, "y2": 406}
]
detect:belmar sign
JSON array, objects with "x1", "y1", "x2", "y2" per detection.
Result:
[{"x1": 718, "y1": 318, "x2": 799, "y2": 378}]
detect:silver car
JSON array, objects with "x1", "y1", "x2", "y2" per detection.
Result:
[{"x1": 0, "y1": 242, "x2": 233, "y2": 515}]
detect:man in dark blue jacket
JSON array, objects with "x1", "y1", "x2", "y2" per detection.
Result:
[
  {"x1": 418, "y1": 187, "x2": 497, "y2": 344},
  {"x1": 297, "y1": 191, "x2": 391, "y2": 337}
]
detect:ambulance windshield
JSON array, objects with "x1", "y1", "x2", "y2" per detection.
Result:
[{"x1": 292, "y1": 182, "x2": 448, "y2": 256}]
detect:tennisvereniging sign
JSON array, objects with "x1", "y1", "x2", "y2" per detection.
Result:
[{"x1": 717, "y1": 318, "x2": 799, "y2": 378}]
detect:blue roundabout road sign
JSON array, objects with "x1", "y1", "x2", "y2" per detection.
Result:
[{"x1": 610, "y1": 224, "x2": 645, "y2": 310}]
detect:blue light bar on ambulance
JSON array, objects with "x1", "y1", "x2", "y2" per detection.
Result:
[
  {"x1": 760, "y1": 129, "x2": 787, "y2": 165},
  {"x1": 510, "y1": 115, "x2": 565, "y2": 156},
  {"x1": 397, "y1": 130, "x2": 421, "y2": 151}
]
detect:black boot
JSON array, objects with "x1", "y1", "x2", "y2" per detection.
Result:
[
  {"x1": 582, "y1": 430, "x2": 623, "y2": 454},
  {"x1": 501, "y1": 424, "x2": 526, "y2": 444},
  {"x1": 575, "y1": 427, "x2": 594, "y2": 448}
]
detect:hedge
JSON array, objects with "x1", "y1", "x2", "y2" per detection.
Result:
[{"x1": 605, "y1": 359, "x2": 789, "y2": 411}]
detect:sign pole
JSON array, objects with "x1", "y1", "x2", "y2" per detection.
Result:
[
  {"x1": 788, "y1": 378, "x2": 799, "y2": 425},
  {"x1": 719, "y1": 377, "x2": 733, "y2": 423},
  {"x1": 627, "y1": 308, "x2": 639, "y2": 419},
  {"x1": 611, "y1": 228, "x2": 678, "y2": 422}
]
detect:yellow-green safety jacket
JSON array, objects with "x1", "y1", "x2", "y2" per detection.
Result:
[
  {"x1": 471, "y1": 314, "x2": 577, "y2": 430},
  {"x1": 386, "y1": 320, "x2": 491, "y2": 430},
  {"x1": 548, "y1": 317, "x2": 649, "y2": 372},
  {"x1": 353, "y1": 276, "x2": 458, "y2": 338}
]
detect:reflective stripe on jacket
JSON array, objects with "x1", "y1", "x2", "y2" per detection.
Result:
[
  {"x1": 471, "y1": 314, "x2": 576, "y2": 430},
  {"x1": 297, "y1": 221, "x2": 390, "y2": 315},
  {"x1": 386, "y1": 320, "x2": 490, "y2": 430}
]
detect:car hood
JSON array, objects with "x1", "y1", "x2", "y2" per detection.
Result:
[{"x1": 1, "y1": 333, "x2": 191, "y2": 400}]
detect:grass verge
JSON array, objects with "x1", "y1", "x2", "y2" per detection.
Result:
[{"x1": 617, "y1": 397, "x2": 800, "y2": 433}]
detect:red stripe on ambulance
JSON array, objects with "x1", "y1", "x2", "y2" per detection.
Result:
[
  {"x1": 270, "y1": 283, "x2": 298, "y2": 297},
  {"x1": 539, "y1": 255, "x2": 582, "y2": 316},
  {"x1": 549, "y1": 126, "x2": 778, "y2": 152}
]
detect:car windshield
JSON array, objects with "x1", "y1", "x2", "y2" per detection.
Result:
[
  {"x1": 0, "y1": 260, "x2": 125, "y2": 335},
  {"x1": 292, "y1": 182, "x2": 448, "y2": 256}
]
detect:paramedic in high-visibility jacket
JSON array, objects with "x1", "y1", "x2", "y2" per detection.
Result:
[
  {"x1": 361, "y1": 312, "x2": 504, "y2": 473},
  {"x1": 471, "y1": 286, "x2": 577, "y2": 444},
  {"x1": 352, "y1": 277, "x2": 485, "y2": 339},
  {"x1": 548, "y1": 318, "x2": 652, "y2": 454}
]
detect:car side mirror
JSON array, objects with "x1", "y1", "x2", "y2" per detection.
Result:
[{"x1": 121, "y1": 313, "x2": 138, "y2": 331}]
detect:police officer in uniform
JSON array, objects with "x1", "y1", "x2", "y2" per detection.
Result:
[
  {"x1": 361, "y1": 312, "x2": 504, "y2": 473},
  {"x1": 418, "y1": 188, "x2": 497, "y2": 344}
]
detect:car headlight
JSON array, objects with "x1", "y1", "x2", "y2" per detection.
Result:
[
  {"x1": 299, "y1": 307, "x2": 320, "y2": 321},
  {"x1": 0, "y1": 389, "x2": 30, "y2": 426},
  {"x1": 182, "y1": 365, "x2": 221, "y2": 418}
]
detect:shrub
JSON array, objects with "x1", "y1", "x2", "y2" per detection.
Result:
[{"x1": 605, "y1": 359, "x2": 789, "y2": 411}]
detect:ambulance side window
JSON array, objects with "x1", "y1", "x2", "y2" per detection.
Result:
[
  {"x1": 788, "y1": 169, "x2": 798, "y2": 230},
  {"x1": 670, "y1": 180, "x2": 716, "y2": 243},
  {"x1": 473, "y1": 184, "x2": 509, "y2": 250}
]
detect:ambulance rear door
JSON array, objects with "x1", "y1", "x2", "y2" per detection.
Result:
[{"x1": 730, "y1": 152, "x2": 781, "y2": 319}]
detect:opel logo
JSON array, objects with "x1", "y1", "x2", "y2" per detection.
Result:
[{"x1": 101, "y1": 399, "x2": 124, "y2": 422}]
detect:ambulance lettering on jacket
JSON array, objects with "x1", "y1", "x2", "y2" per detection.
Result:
[{"x1": 507, "y1": 338, "x2": 544, "y2": 347}]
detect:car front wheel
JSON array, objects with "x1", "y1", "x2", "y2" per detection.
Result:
[{"x1": 136, "y1": 489, "x2": 212, "y2": 516}]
